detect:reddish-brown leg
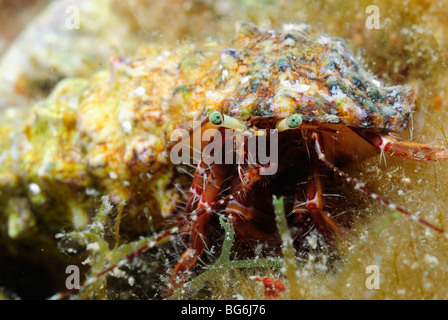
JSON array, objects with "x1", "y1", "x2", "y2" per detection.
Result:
[
  {"x1": 225, "y1": 179, "x2": 278, "y2": 248},
  {"x1": 355, "y1": 130, "x2": 448, "y2": 161},
  {"x1": 293, "y1": 153, "x2": 346, "y2": 240},
  {"x1": 227, "y1": 203, "x2": 280, "y2": 251},
  {"x1": 169, "y1": 160, "x2": 229, "y2": 291}
]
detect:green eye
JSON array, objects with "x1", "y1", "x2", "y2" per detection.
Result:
[
  {"x1": 276, "y1": 113, "x2": 303, "y2": 132},
  {"x1": 209, "y1": 111, "x2": 223, "y2": 125},
  {"x1": 287, "y1": 114, "x2": 302, "y2": 128}
]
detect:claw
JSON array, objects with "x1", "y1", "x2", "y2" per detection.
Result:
[{"x1": 355, "y1": 131, "x2": 448, "y2": 161}]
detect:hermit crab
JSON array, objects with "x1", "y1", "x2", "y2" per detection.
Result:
[
  {"x1": 12, "y1": 21, "x2": 447, "y2": 299},
  {"x1": 163, "y1": 22, "x2": 448, "y2": 291}
]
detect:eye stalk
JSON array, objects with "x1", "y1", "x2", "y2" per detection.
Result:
[
  {"x1": 208, "y1": 111, "x2": 247, "y2": 131},
  {"x1": 276, "y1": 114, "x2": 303, "y2": 132}
]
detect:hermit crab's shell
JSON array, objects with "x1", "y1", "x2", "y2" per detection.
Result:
[{"x1": 202, "y1": 22, "x2": 416, "y2": 132}]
